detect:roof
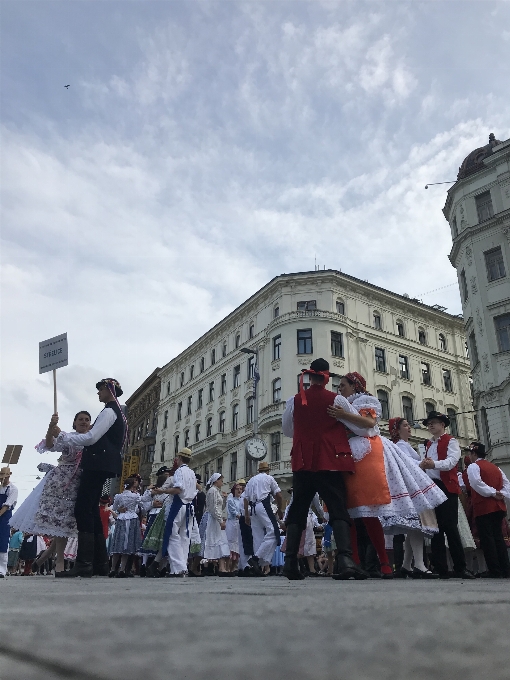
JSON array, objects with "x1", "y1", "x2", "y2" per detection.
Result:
[{"x1": 457, "y1": 133, "x2": 503, "y2": 181}]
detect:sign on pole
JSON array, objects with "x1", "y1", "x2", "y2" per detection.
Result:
[
  {"x1": 39, "y1": 333, "x2": 68, "y2": 413},
  {"x1": 2, "y1": 445, "x2": 23, "y2": 465}
]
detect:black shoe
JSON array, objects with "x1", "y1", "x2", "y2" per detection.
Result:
[
  {"x1": 283, "y1": 556, "x2": 306, "y2": 581},
  {"x1": 398, "y1": 567, "x2": 414, "y2": 578},
  {"x1": 452, "y1": 569, "x2": 476, "y2": 580},
  {"x1": 146, "y1": 561, "x2": 160, "y2": 578},
  {"x1": 139, "y1": 564, "x2": 147, "y2": 578},
  {"x1": 55, "y1": 532, "x2": 94, "y2": 578},
  {"x1": 332, "y1": 554, "x2": 369, "y2": 580},
  {"x1": 108, "y1": 570, "x2": 117, "y2": 578},
  {"x1": 412, "y1": 567, "x2": 439, "y2": 579},
  {"x1": 116, "y1": 571, "x2": 126, "y2": 579},
  {"x1": 437, "y1": 572, "x2": 450, "y2": 579},
  {"x1": 367, "y1": 570, "x2": 382, "y2": 579},
  {"x1": 248, "y1": 556, "x2": 264, "y2": 577}
]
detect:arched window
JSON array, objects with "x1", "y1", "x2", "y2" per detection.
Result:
[
  {"x1": 377, "y1": 390, "x2": 389, "y2": 420},
  {"x1": 195, "y1": 423, "x2": 201, "y2": 443},
  {"x1": 439, "y1": 334, "x2": 447, "y2": 351},
  {"x1": 246, "y1": 397, "x2": 254, "y2": 425},
  {"x1": 336, "y1": 299, "x2": 345, "y2": 315},
  {"x1": 274, "y1": 306, "x2": 280, "y2": 318},
  {"x1": 235, "y1": 333, "x2": 241, "y2": 348},
  {"x1": 222, "y1": 342, "x2": 227, "y2": 358},
  {"x1": 206, "y1": 417, "x2": 213, "y2": 437},
  {"x1": 219, "y1": 411, "x2": 226, "y2": 433},
  {"x1": 272, "y1": 378, "x2": 282, "y2": 403},
  {"x1": 418, "y1": 329, "x2": 427, "y2": 345},
  {"x1": 425, "y1": 402, "x2": 435, "y2": 416},
  {"x1": 396, "y1": 321, "x2": 405, "y2": 337},
  {"x1": 402, "y1": 396, "x2": 414, "y2": 424},
  {"x1": 373, "y1": 312, "x2": 382, "y2": 330},
  {"x1": 249, "y1": 323, "x2": 255, "y2": 339},
  {"x1": 184, "y1": 429, "x2": 190, "y2": 447},
  {"x1": 447, "y1": 409, "x2": 458, "y2": 437},
  {"x1": 174, "y1": 434, "x2": 180, "y2": 454},
  {"x1": 232, "y1": 404, "x2": 239, "y2": 431}
]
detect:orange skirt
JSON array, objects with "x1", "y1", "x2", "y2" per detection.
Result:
[{"x1": 345, "y1": 436, "x2": 391, "y2": 509}]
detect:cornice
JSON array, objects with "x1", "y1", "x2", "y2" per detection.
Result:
[{"x1": 449, "y1": 209, "x2": 510, "y2": 264}]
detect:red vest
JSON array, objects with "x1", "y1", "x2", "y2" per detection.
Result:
[
  {"x1": 291, "y1": 385, "x2": 355, "y2": 473},
  {"x1": 470, "y1": 459, "x2": 507, "y2": 518},
  {"x1": 425, "y1": 434, "x2": 460, "y2": 494}
]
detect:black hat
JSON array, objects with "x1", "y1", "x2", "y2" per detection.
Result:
[
  {"x1": 422, "y1": 411, "x2": 450, "y2": 427},
  {"x1": 469, "y1": 442, "x2": 486, "y2": 457},
  {"x1": 310, "y1": 358, "x2": 329, "y2": 373},
  {"x1": 96, "y1": 378, "x2": 123, "y2": 397},
  {"x1": 156, "y1": 466, "x2": 170, "y2": 476}
]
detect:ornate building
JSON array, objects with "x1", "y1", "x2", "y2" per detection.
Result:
[
  {"x1": 124, "y1": 368, "x2": 161, "y2": 487},
  {"x1": 444, "y1": 133, "x2": 510, "y2": 475},
  {"x1": 152, "y1": 270, "x2": 475, "y2": 489}
]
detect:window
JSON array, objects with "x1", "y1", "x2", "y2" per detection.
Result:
[
  {"x1": 336, "y1": 300, "x2": 345, "y2": 315},
  {"x1": 418, "y1": 329, "x2": 427, "y2": 345},
  {"x1": 297, "y1": 373, "x2": 311, "y2": 391},
  {"x1": 495, "y1": 314, "x2": 510, "y2": 352},
  {"x1": 222, "y1": 343, "x2": 227, "y2": 358},
  {"x1": 485, "y1": 247, "x2": 506, "y2": 282},
  {"x1": 219, "y1": 411, "x2": 226, "y2": 433},
  {"x1": 147, "y1": 444, "x2": 155, "y2": 463},
  {"x1": 297, "y1": 329, "x2": 313, "y2": 354},
  {"x1": 297, "y1": 300, "x2": 316, "y2": 311},
  {"x1": 195, "y1": 424, "x2": 201, "y2": 443},
  {"x1": 373, "y1": 312, "x2": 382, "y2": 330},
  {"x1": 184, "y1": 429, "x2": 190, "y2": 447},
  {"x1": 211, "y1": 349, "x2": 216, "y2": 365},
  {"x1": 246, "y1": 458, "x2": 257, "y2": 478},
  {"x1": 271, "y1": 432, "x2": 281, "y2": 462},
  {"x1": 160, "y1": 441, "x2": 166, "y2": 462},
  {"x1": 204, "y1": 463, "x2": 209, "y2": 482},
  {"x1": 197, "y1": 389, "x2": 203, "y2": 410},
  {"x1": 399, "y1": 355, "x2": 409, "y2": 380},
  {"x1": 208, "y1": 381, "x2": 215, "y2": 402},
  {"x1": 246, "y1": 397, "x2": 254, "y2": 425},
  {"x1": 177, "y1": 402, "x2": 182, "y2": 421},
  {"x1": 220, "y1": 373, "x2": 227, "y2": 395},
  {"x1": 180, "y1": 372, "x2": 185, "y2": 387},
  {"x1": 230, "y1": 452, "x2": 237, "y2": 481},
  {"x1": 233, "y1": 365, "x2": 241, "y2": 388},
  {"x1": 163, "y1": 410, "x2": 168, "y2": 428},
  {"x1": 199, "y1": 357, "x2": 205, "y2": 373},
  {"x1": 460, "y1": 269, "x2": 469, "y2": 301},
  {"x1": 274, "y1": 306, "x2": 280, "y2": 318},
  {"x1": 206, "y1": 417, "x2": 212, "y2": 437},
  {"x1": 331, "y1": 331, "x2": 344, "y2": 357},
  {"x1": 166, "y1": 381, "x2": 171, "y2": 396},
  {"x1": 447, "y1": 409, "x2": 458, "y2": 437},
  {"x1": 475, "y1": 191, "x2": 494, "y2": 223},
  {"x1": 186, "y1": 396, "x2": 192, "y2": 416},
  {"x1": 377, "y1": 390, "x2": 389, "y2": 420},
  {"x1": 481, "y1": 407, "x2": 491, "y2": 449},
  {"x1": 331, "y1": 375, "x2": 341, "y2": 393},
  {"x1": 273, "y1": 335, "x2": 281, "y2": 360},
  {"x1": 421, "y1": 362, "x2": 431, "y2": 386},
  {"x1": 452, "y1": 216, "x2": 458, "y2": 238},
  {"x1": 375, "y1": 347, "x2": 386, "y2": 373},
  {"x1": 442, "y1": 369, "x2": 453, "y2": 392},
  {"x1": 402, "y1": 397, "x2": 414, "y2": 424},
  {"x1": 469, "y1": 331, "x2": 479, "y2": 365},
  {"x1": 249, "y1": 324, "x2": 254, "y2": 339},
  {"x1": 174, "y1": 435, "x2": 179, "y2": 455},
  {"x1": 235, "y1": 333, "x2": 241, "y2": 348},
  {"x1": 425, "y1": 401, "x2": 435, "y2": 416},
  {"x1": 247, "y1": 355, "x2": 255, "y2": 379},
  {"x1": 217, "y1": 457, "x2": 223, "y2": 475},
  {"x1": 397, "y1": 322, "x2": 405, "y2": 337},
  {"x1": 439, "y1": 334, "x2": 447, "y2": 351},
  {"x1": 232, "y1": 404, "x2": 239, "y2": 430},
  {"x1": 273, "y1": 378, "x2": 282, "y2": 403},
  {"x1": 189, "y1": 365, "x2": 194, "y2": 380}
]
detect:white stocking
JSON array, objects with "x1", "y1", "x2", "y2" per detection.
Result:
[{"x1": 403, "y1": 530, "x2": 427, "y2": 572}]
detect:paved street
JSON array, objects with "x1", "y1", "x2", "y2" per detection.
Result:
[{"x1": 1, "y1": 577, "x2": 509, "y2": 680}]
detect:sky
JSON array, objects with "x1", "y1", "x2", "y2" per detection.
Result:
[{"x1": 1, "y1": 0, "x2": 510, "y2": 502}]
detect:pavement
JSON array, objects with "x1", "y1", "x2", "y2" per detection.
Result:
[{"x1": 0, "y1": 575, "x2": 509, "y2": 680}]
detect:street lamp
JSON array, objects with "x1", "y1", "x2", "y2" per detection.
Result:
[{"x1": 239, "y1": 347, "x2": 267, "y2": 464}]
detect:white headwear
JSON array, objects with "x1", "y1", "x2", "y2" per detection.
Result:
[{"x1": 207, "y1": 472, "x2": 222, "y2": 487}]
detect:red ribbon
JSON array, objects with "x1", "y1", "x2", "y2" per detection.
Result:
[{"x1": 299, "y1": 369, "x2": 330, "y2": 406}]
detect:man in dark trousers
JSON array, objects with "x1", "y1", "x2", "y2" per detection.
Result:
[
  {"x1": 282, "y1": 358, "x2": 366, "y2": 581},
  {"x1": 55, "y1": 378, "x2": 126, "y2": 578},
  {"x1": 466, "y1": 442, "x2": 510, "y2": 578}
]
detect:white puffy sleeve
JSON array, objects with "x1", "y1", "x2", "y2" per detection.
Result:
[
  {"x1": 282, "y1": 397, "x2": 295, "y2": 438},
  {"x1": 333, "y1": 395, "x2": 380, "y2": 437},
  {"x1": 35, "y1": 431, "x2": 68, "y2": 454}
]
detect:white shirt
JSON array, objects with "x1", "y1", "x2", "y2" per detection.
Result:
[
  {"x1": 0, "y1": 483, "x2": 18, "y2": 509},
  {"x1": 63, "y1": 407, "x2": 117, "y2": 447},
  {"x1": 424, "y1": 435, "x2": 461, "y2": 481},
  {"x1": 172, "y1": 464, "x2": 197, "y2": 504},
  {"x1": 244, "y1": 473, "x2": 281, "y2": 503},
  {"x1": 395, "y1": 440, "x2": 421, "y2": 462},
  {"x1": 467, "y1": 460, "x2": 510, "y2": 499}
]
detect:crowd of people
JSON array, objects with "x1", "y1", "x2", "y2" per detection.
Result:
[{"x1": 1, "y1": 368, "x2": 510, "y2": 581}]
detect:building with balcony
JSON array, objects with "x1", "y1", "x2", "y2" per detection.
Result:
[
  {"x1": 152, "y1": 270, "x2": 475, "y2": 490},
  {"x1": 444, "y1": 133, "x2": 510, "y2": 475}
]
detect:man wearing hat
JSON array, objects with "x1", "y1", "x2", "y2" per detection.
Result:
[
  {"x1": 419, "y1": 411, "x2": 474, "y2": 579},
  {"x1": 465, "y1": 442, "x2": 510, "y2": 578},
  {"x1": 55, "y1": 378, "x2": 127, "y2": 578},
  {"x1": 282, "y1": 358, "x2": 366, "y2": 580},
  {"x1": 0, "y1": 467, "x2": 18, "y2": 578},
  {"x1": 243, "y1": 461, "x2": 283, "y2": 576}
]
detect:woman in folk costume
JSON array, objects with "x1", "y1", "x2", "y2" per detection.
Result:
[
  {"x1": 10, "y1": 411, "x2": 92, "y2": 575},
  {"x1": 108, "y1": 477, "x2": 143, "y2": 578},
  {"x1": 327, "y1": 372, "x2": 447, "y2": 578},
  {"x1": 387, "y1": 417, "x2": 439, "y2": 578},
  {"x1": 204, "y1": 473, "x2": 231, "y2": 575},
  {"x1": 226, "y1": 483, "x2": 243, "y2": 571}
]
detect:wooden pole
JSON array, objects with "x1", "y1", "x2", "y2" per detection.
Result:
[{"x1": 53, "y1": 369, "x2": 57, "y2": 413}]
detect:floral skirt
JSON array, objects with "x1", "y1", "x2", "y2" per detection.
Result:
[{"x1": 141, "y1": 508, "x2": 166, "y2": 553}]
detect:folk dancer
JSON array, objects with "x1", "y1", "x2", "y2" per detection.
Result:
[{"x1": 0, "y1": 467, "x2": 18, "y2": 578}]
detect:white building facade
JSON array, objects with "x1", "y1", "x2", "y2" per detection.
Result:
[
  {"x1": 153, "y1": 271, "x2": 475, "y2": 489},
  {"x1": 444, "y1": 133, "x2": 510, "y2": 476}
]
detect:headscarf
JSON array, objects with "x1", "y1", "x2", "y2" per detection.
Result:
[
  {"x1": 207, "y1": 472, "x2": 222, "y2": 487},
  {"x1": 343, "y1": 372, "x2": 369, "y2": 394},
  {"x1": 388, "y1": 417, "x2": 404, "y2": 443}
]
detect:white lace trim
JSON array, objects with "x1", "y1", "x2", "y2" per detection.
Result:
[{"x1": 349, "y1": 436, "x2": 371, "y2": 462}]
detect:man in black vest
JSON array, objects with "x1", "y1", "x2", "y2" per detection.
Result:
[{"x1": 56, "y1": 378, "x2": 126, "y2": 578}]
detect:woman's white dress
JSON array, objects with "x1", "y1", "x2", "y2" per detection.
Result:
[
  {"x1": 395, "y1": 439, "x2": 438, "y2": 535},
  {"x1": 226, "y1": 495, "x2": 242, "y2": 556},
  {"x1": 108, "y1": 491, "x2": 142, "y2": 555},
  {"x1": 10, "y1": 432, "x2": 83, "y2": 538},
  {"x1": 204, "y1": 487, "x2": 230, "y2": 560}
]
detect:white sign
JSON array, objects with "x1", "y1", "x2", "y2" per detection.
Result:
[{"x1": 39, "y1": 333, "x2": 68, "y2": 374}]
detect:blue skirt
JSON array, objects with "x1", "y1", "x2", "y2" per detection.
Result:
[{"x1": 109, "y1": 518, "x2": 142, "y2": 555}]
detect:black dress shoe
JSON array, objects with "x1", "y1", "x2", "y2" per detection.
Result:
[
  {"x1": 412, "y1": 567, "x2": 439, "y2": 579},
  {"x1": 283, "y1": 557, "x2": 306, "y2": 581},
  {"x1": 399, "y1": 567, "x2": 414, "y2": 578},
  {"x1": 248, "y1": 556, "x2": 264, "y2": 577},
  {"x1": 452, "y1": 569, "x2": 476, "y2": 580}
]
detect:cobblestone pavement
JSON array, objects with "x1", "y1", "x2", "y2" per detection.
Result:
[{"x1": 1, "y1": 576, "x2": 509, "y2": 680}]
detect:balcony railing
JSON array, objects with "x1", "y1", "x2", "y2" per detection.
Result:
[{"x1": 268, "y1": 460, "x2": 292, "y2": 474}]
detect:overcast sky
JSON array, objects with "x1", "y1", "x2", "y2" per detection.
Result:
[{"x1": 2, "y1": 0, "x2": 509, "y2": 502}]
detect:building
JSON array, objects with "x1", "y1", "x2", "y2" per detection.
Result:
[
  {"x1": 444, "y1": 133, "x2": 510, "y2": 475},
  {"x1": 152, "y1": 270, "x2": 475, "y2": 489},
  {"x1": 124, "y1": 368, "x2": 161, "y2": 487}
]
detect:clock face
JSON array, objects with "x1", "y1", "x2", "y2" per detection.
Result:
[{"x1": 245, "y1": 437, "x2": 267, "y2": 461}]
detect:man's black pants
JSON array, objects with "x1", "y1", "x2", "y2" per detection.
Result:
[
  {"x1": 430, "y1": 480, "x2": 466, "y2": 574},
  {"x1": 475, "y1": 510, "x2": 510, "y2": 577},
  {"x1": 74, "y1": 470, "x2": 109, "y2": 534},
  {"x1": 286, "y1": 471, "x2": 350, "y2": 531}
]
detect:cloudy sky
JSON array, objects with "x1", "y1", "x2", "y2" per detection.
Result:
[{"x1": 2, "y1": 0, "x2": 509, "y2": 501}]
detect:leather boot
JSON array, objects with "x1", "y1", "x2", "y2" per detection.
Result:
[
  {"x1": 282, "y1": 524, "x2": 305, "y2": 580},
  {"x1": 331, "y1": 520, "x2": 368, "y2": 581},
  {"x1": 55, "y1": 532, "x2": 94, "y2": 578},
  {"x1": 93, "y1": 534, "x2": 109, "y2": 576}
]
